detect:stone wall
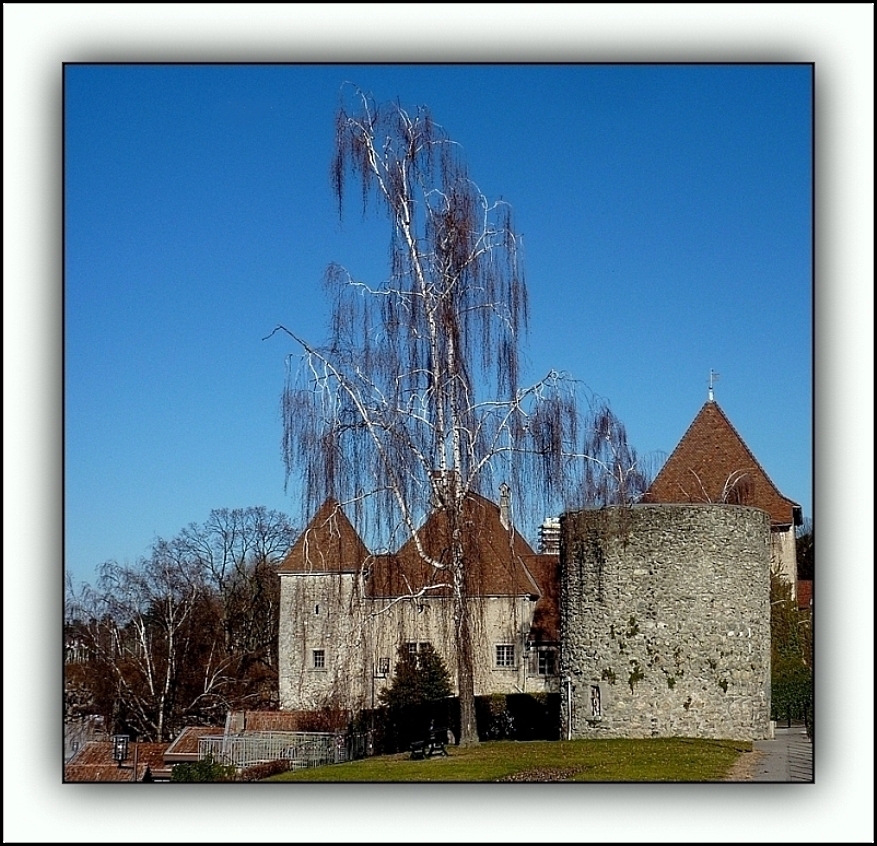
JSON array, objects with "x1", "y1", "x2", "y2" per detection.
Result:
[
  {"x1": 279, "y1": 577, "x2": 550, "y2": 711},
  {"x1": 770, "y1": 524, "x2": 798, "y2": 599},
  {"x1": 278, "y1": 573, "x2": 371, "y2": 712},
  {"x1": 560, "y1": 504, "x2": 771, "y2": 741}
]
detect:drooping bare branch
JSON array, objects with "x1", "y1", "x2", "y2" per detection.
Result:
[{"x1": 274, "y1": 88, "x2": 652, "y2": 743}]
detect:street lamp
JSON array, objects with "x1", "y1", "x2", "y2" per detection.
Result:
[
  {"x1": 111, "y1": 734, "x2": 129, "y2": 765},
  {"x1": 111, "y1": 734, "x2": 139, "y2": 781}
]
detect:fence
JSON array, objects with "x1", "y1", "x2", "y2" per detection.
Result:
[{"x1": 199, "y1": 730, "x2": 373, "y2": 771}]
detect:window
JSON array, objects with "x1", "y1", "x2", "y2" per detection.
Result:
[
  {"x1": 404, "y1": 642, "x2": 432, "y2": 665},
  {"x1": 312, "y1": 649, "x2": 325, "y2": 669},
  {"x1": 590, "y1": 685, "x2": 602, "y2": 718},
  {"x1": 537, "y1": 648, "x2": 556, "y2": 676},
  {"x1": 495, "y1": 644, "x2": 515, "y2": 668}
]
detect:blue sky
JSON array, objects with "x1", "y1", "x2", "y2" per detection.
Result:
[{"x1": 64, "y1": 62, "x2": 814, "y2": 587}]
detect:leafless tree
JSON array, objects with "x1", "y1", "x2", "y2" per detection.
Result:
[
  {"x1": 270, "y1": 89, "x2": 648, "y2": 744},
  {"x1": 176, "y1": 506, "x2": 296, "y2": 659},
  {"x1": 66, "y1": 544, "x2": 226, "y2": 741},
  {"x1": 65, "y1": 507, "x2": 297, "y2": 738}
]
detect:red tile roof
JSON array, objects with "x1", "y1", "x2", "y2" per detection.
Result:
[
  {"x1": 797, "y1": 579, "x2": 813, "y2": 610},
  {"x1": 64, "y1": 741, "x2": 169, "y2": 782},
  {"x1": 522, "y1": 553, "x2": 560, "y2": 643},
  {"x1": 231, "y1": 709, "x2": 344, "y2": 732},
  {"x1": 278, "y1": 498, "x2": 370, "y2": 573},
  {"x1": 642, "y1": 401, "x2": 800, "y2": 526},
  {"x1": 365, "y1": 493, "x2": 542, "y2": 599},
  {"x1": 163, "y1": 726, "x2": 224, "y2": 761}
]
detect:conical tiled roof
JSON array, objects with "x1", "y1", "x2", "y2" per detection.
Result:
[
  {"x1": 278, "y1": 498, "x2": 370, "y2": 573},
  {"x1": 642, "y1": 401, "x2": 800, "y2": 526}
]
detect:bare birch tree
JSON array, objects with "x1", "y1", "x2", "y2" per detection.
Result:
[
  {"x1": 271, "y1": 90, "x2": 649, "y2": 744},
  {"x1": 65, "y1": 507, "x2": 297, "y2": 738},
  {"x1": 66, "y1": 544, "x2": 222, "y2": 741}
]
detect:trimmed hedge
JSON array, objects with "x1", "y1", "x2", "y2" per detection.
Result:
[{"x1": 237, "y1": 759, "x2": 293, "y2": 781}]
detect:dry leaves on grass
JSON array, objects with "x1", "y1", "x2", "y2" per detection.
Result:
[{"x1": 496, "y1": 767, "x2": 581, "y2": 782}]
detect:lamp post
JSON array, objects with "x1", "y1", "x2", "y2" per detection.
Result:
[{"x1": 111, "y1": 734, "x2": 139, "y2": 782}]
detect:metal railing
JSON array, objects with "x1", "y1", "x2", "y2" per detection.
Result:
[{"x1": 199, "y1": 730, "x2": 372, "y2": 770}]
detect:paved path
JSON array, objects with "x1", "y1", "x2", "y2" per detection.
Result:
[{"x1": 748, "y1": 723, "x2": 813, "y2": 782}]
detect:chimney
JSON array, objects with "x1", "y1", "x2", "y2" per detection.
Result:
[{"x1": 499, "y1": 482, "x2": 511, "y2": 529}]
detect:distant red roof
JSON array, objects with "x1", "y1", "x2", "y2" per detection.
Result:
[
  {"x1": 797, "y1": 580, "x2": 813, "y2": 610},
  {"x1": 64, "y1": 741, "x2": 169, "y2": 782},
  {"x1": 642, "y1": 401, "x2": 801, "y2": 526},
  {"x1": 229, "y1": 709, "x2": 348, "y2": 732},
  {"x1": 163, "y1": 726, "x2": 224, "y2": 762}
]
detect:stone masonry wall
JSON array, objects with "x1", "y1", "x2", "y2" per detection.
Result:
[
  {"x1": 278, "y1": 574, "x2": 541, "y2": 711},
  {"x1": 560, "y1": 504, "x2": 771, "y2": 741},
  {"x1": 278, "y1": 573, "x2": 371, "y2": 712}
]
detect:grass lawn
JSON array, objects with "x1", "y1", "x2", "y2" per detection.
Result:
[{"x1": 265, "y1": 737, "x2": 751, "y2": 783}]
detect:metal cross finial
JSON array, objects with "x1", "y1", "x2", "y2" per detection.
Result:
[{"x1": 708, "y1": 370, "x2": 720, "y2": 402}]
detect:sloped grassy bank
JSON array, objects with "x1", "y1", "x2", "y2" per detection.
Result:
[{"x1": 266, "y1": 737, "x2": 750, "y2": 783}]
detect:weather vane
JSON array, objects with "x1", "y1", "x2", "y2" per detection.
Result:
[{"x1": 708, "y1": 369, "x2": 720, "y2": 402}]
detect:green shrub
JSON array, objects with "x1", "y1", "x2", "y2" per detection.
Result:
[
  {"x1": 770, "y1": 567, "x2": 813, "y2": 725},
  {"x1": 379, "y1": 644, "x2": 452, "y2": 710},
  {"x1": 376, "y1": 645, "x2": 453, "y2": 752},
  {"x1": 170, "y1": 755, "x2": 236, "y2": 782}
]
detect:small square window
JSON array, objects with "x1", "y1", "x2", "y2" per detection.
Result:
[
  {"x1": 495, "y1": 644, "x2": 515, "y2": 668},
  {"x1": 312, "y1": 649, "x2": 325, "y2": 669}
]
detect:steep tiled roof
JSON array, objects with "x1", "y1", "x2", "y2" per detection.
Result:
[
  {"x1": 522, "y1": 553, "x2": 560, "y2": 643},
  {"x1": 278, "y1": 498, "x2": 370, "y2": 573},
  {"x1": 64, "y1": 741, "x2": 169, "y2": 782},
  {"x1": 365, "y1": 493, "x2": 542, "y2": 599},
  {"x1": 642, "y1": 401, "x2": 800, "y2": 526}
]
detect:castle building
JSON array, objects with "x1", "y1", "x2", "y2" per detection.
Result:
[
  {"x1": 277, "y1": 493, "x2": 560, "y2": 713},
  {"x1": 276, "y1": 395, "x2": 802, "y2": 742}
]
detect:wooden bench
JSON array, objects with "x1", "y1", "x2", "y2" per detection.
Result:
[
  {"x1": 410, "y1": 728, "x2": 449, "y2": 759},
  {"x1": 425, "y1": 728, "x2": 449, "y2": 757}
]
